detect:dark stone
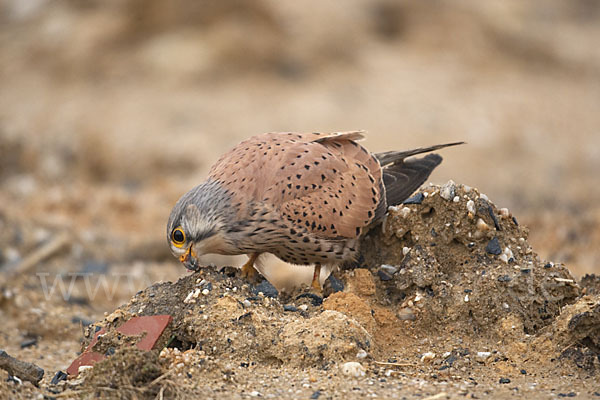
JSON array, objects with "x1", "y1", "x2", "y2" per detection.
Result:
[
  {"x1": 377, "y1": 269, "x2": 393, "y2": 281},
  {"x1": 520, "y1": 268, "x2": 531, "y2": 274},
  {"x1": 544, "y1": 263, "x2": 553, "y2": 269},
  {"x1": 444, "y1": 354, "x2": 458, "y2": 366},
  {"x1": 310, "y1": 390, "x2": 322, "y2": 399},
  {"x1": 105, "y1": 347, "x2": 115, "y2": 356},
  {"x1": 20, "y1": 338, "x2": 37, "y2": 349},
  {"x1": 464, "y1": 289, "x2": 472, "y2": 293},
  {"x1": 512, "y1": 216, "x2": 519, "y2": 226},
  {"x1": 558, "y1": 393, "x2": 577, "y2": 398},
  {"x1": 296, "y1": 293, "x2": 323, "y2": 306},
  {"x1": 403, "y1": 193, "x2": 424, "y2": 204},
  {"x1": 283, "y1": 305, "x2": 298, "y2": 312},
  {"x1": 487, "y1": 205, "x2": 501, "y2": 231},
  {"x1": 326, "y1": 274, "x2": 344, "y2": 293},
  {"x1": 520, "y1": 369, "x2": 527, "y2": 375},
  {"x1": 485, "y1": 237, "x2": 502, "y2": 255},
  {"x1": 499, "y1": 377, "x2": 511, "y2": 384},
  {"x1": 252, "y1": 280, "x2": 278, "y2": 298},
  {"x1": 50, "y1": 370, "x2": 67, "y2": 385},
  {"x1": 497, "y1": 275, "x2": 511, "y2": 282}
]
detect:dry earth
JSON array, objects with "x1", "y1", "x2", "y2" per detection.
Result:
[{"x1": 1, "y1": 0, "x2": 600, "y2": 398}]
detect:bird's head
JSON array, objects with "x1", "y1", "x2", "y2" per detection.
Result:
[{"x1": 166, "y1": 182, "x2": 233, "y2": 271}]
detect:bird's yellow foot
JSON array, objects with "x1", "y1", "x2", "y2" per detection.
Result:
[{"x1": 241, "y1": 253, "x2": 260, "y2": 281}]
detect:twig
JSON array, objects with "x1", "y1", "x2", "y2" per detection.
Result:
[
  {"x1": 11, "y1": 232, "x2": 70, "y2": 275},
  {"x1": 374, "y1": 360, "x2": 414, "y2": 367},
  {"x1": 0, "y1": 349, "x2": 44, "y2": 385}
]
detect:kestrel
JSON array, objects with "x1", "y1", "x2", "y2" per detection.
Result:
[{"x1": 167, "y1": 132, "x2": 461, "y2": 289}]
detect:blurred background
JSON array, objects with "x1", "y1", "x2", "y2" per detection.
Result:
[{"x1": 1, "y1": 0, "x2": 599, "y2": 292}]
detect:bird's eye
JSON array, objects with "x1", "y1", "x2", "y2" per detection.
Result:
[{"x1": 171, "y1": 227, "x2": 186, "y2": 247}]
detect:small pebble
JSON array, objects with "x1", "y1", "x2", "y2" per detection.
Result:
[
  {"x1": 50, "y1": 371, "x2": 67, "y2": 385},
  {"x1": 402, "y1": 247, "x2": 411, "y2": 256},
  {"x1": 326, "y1": 275, "x2": 344, "y2": 293},
  {"x1": 341, "y1": 362, "x2": 365, "y2": 377},
  {"x1": 377, "y1": 269, "x2": 393, "y2": 281},
  {"x1": 403, "y1": 193, "x2": 424, "y2": 204},
  {"x1": 452, "y1": 196, "x2": 460, "y2": 203},
  {"x1": 201, "y1": 289, "x2": 210, "y2": 296},
  {"x1": 310, "y1": 390, "x2": 322, "y2": 399},
  {"x1": 421, "y1": 352, "x2": 435, "y2": 363},
  {"x1": 252, "y1": 281, "x2": 278, "y2": 298},
  {"x1": 440, "y1": 180, "x2": 456, "y2": 200},
  {"x1": 398, "y1": 307, "x2": 415, "y2": 321},
  {"x1": 20, "y1": 338, "x2": 37, "y2": 349},
  {"x1": 399, "y1": 207, "x2": 411, "y2": 218},
  {"x1": 466, "y1": 200, "x2": 475, "y2": 214},
  {"x1": 520, "y1": 369, "x2": 527, "y2": 375},
  {"x1": 497, "y1": 275, "x2": 511, "y2": 282},
  {"x1": 558, "y1": 393, "x2": 577, "y2": 398},
  {"x1": 249, "y1": 391, "x2": 261, "y2": 397},
  {"x1": 356, "y1": 349, "x2": 368, "y2": 359},
  {"x1": 499, "y1": 377, "x2": 511, "y2": 384},
  {"x1": 476, "y1": 218, "x2": 490, "y2": 232},
  {"x1": 380, "y1": 264, "x2": 398, "y2": 275},
  {"x1": 475, "y1": 352, "x2": 491, "y2": 362},
  {"x1": 486, "y1": 237, "x2": 502, "y2": 255},
  {"x1": 283, "y1": 305, "x2": 298, "y2": 312}
]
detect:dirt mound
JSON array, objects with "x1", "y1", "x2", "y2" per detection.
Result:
[
  {"x1": 357, "y1": 181, "x2": 580, "y2": 336},
  {"x1": 3, "y1": 183, "x2": 598, "y2": 398}
]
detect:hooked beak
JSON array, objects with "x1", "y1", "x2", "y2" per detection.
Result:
[{"x1": 179, "y1": 246, "x2": 199, "y2": 271}]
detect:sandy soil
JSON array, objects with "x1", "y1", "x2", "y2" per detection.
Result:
[{"x1": 1, "y1": 0, "x2": 599, "y2": 398}]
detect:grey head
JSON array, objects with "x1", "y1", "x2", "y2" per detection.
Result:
[{"x1": 166, "y1": 180, "x2": 237, "y2": 271}]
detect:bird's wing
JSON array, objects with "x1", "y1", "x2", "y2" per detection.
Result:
[
  {"x1": 375, "y1": 142, "x2": 464, "y2": 207},
  {"x1": 208, "y1": 132, "x2": 383, "y2": 238}
]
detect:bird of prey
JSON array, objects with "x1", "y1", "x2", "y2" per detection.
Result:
[{"x1": 167, "y1": 131, "x2": 462, "y2": 289}]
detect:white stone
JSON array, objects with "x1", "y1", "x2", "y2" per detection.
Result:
[
  {"x1": 356, "y1": 349, "x2": 368, "y2": 359},
  {"x1": 341, "y1": 362, "x2": 366, "y2": 377},
  {"x1": 475, "y1": 351, "x2": 492, "y2": 362},
  {"x1": 466, "y1": 200, "x2": 475, "y2": 214}
]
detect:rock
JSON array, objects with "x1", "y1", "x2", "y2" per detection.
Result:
[
  {"x1": 341, "y1": 361, "x2": 365, "y2": 377},
  {"x1": 283, "y1": 305, "x2": 298, "y2": 312},
  {"x1": 499, "y1": 377, "x2": 511, "y2": 384},
  {"x1": 252, "y1": 280, "x2": 278, "y2": 298},
  {"x1": 486, "y1": 237, "x2": 502, "y2": 255},
  {"x1": 475, "y1": 351, "x2": 492, "y2": 362},
  {"x1": 440, "y1": 180, "x2": 456, "y2": 200},
  {"x1": 397, "y1": 307, "x2": 416, "y2": 321},
  {"x1": 50, "y1": 370, "x2": 67, "y2": 385},
  {"x1": 380, "y1": 264, "x2": 398, "y2": 275},
  {"x1": 377, "y1": 269, "x2": 393, "y2": 281},
  {"x1": 20, "y1": 338, "x2": 37, "y2": 349},
  {"x1": 403, "y1": 193, "x2": 424, "y2": 204},
  {"x1": 326, "y1": 274, "x2": 344, "y2": 293}
]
